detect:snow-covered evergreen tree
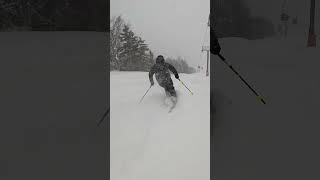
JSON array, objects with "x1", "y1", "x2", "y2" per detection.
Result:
[
  {"x1": 110, "y1": 16, "x2": 124, "y2": 70},
  {"x1": 118, "y1": 24, "x2": 153, "y2": 71}
]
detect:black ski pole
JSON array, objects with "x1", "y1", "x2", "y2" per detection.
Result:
[
  {"x1": 97, "y1": 107, "x2": 110, "y2": 127},
  {"x1": 178, "y1": 79, "x2": 194, "y2": 95},
  {"x1": 217, "y1": 53, "x2": 266, "y2": 104},
  {"x1": 139, "y1": 85, "x2": 152, "y2": 104}
]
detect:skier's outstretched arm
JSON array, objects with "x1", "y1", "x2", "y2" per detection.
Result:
[
  {"x1": 149, "y1": 66, "x2": 155, "y2": 86},
  {"x1": 167, "y1": 63, "x2": 179, "y2": 79}
]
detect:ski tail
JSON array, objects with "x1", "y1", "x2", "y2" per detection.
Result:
[{"x1": 168, "y1": 96, "x2": 177, "y2": 113}]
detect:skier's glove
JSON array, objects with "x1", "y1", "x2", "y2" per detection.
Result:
[
  {"x1": 150, "y1": 81, "x2": 154, "y2": 86},
  {"x1": 175, "y1": 74, "x2": 179, "y2": 79}
]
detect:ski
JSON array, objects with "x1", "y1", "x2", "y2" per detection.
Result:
[{"x1": 167, "y1": 96, "x2": 177, "y2": 113}]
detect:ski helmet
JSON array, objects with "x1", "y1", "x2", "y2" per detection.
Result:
[{"x1": 156, "y1": 55, "x2": 165, "y2": 64}]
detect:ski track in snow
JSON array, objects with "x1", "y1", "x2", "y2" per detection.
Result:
[{"x1": 111, "y1": 72, "x2": 210, "y2": 180}]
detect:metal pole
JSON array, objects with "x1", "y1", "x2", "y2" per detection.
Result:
[
  {"x1": 218, "y1": 54, "x2": 266, "y2": 104},
  {"x1": 139, "y1": 85, "x2": 152, "y2": 104},
  {"x1": 97, "y1": 108, "x2": 109, "y2": 127},
  {"x1": 179, "y1": 79, "x2": 194, "y2": 95},
  {"x1": 206, "y1": 50, "x2": 209, "y2": 76},
  {"x1": 308, "y1": 0, "x2": 316, "y2": 47},
  {"x1": 206, "y1": 14, "x2": 210, "y2": 77}
]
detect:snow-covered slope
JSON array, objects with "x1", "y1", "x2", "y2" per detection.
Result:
[
  {"x1": 0, "y1": 32, "x2": 108, "y2": 179},
  {"x1": 212, "y1": 36, "x2": 320, "y2": 179},
  {"x1": 111, "y1": 71, "x2": 210, "y2": 180}
]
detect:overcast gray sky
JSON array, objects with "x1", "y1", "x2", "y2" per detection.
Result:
[
  {"x1": 111, "y1": 0, "x2": 319, "y2": 67},
  {"x1": 111, "y1": 0, "x2": 210, "y2": 68}
]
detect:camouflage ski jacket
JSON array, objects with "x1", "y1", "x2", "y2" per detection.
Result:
[{"x1": 149, "y1": 63, "x2": 178, "y2": 87}]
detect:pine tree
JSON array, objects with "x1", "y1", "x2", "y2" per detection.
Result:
[
  {"x1": 118, "y1": 23, "x2": 153, "y2": 71},
  {"x1": 144, "y1": 50, "x2": 154, "y2": 71},
  {"x1": 118, "y1": 24, "x2": 136, "y2": 71},
  {"x1": 110, "y1": 15, "x2": 124, "y2": 70},
  {"x1": 136, "y1": 37, "x2": 150, "y2": 71}
]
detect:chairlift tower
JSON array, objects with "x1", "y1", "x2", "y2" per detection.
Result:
[
  {"x1": 280, "y1": 0, "x2": 289, "y2": 38},
  {"x1": 202, "y1": 46, "x2": 210, "y2": 77}
]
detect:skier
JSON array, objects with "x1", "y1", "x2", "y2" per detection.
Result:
[{"x1": 149, "y1": 55, "x2": 179, "y2": 107}]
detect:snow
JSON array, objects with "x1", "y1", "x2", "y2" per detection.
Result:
[
  {"x1": 0, "y1": 32, "x2": 108, "y2": 179},
  {"x1": 212, "y1": 34, "x2": 320, "y2": 179},
  {"x1": 110, "y1": 71, "x2": 210, "y2": 180},
  {"x1": 2, "y1": 29, "x2": 320, "y2": 179}
]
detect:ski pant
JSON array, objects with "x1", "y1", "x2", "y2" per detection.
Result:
[
  {"x1": 157, "y1": 77, "x2": 176, "y2": 97},
  {"x1": 163, "y1": 85, "x2": 176, "y2": 97}
]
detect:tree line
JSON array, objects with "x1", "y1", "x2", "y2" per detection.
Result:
[
  {"x1": 0, "y1": 0, "x2": 107, "y2": 31},
  {"x1": 110, "y1": 15, "x2": 195, "y2": 73},
  {"x1": 165, "y1": 57, "x2": 196, "y2": 74},
  {"x1": 110, "y1": 16, "x2": 153, "y2": 71}
]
